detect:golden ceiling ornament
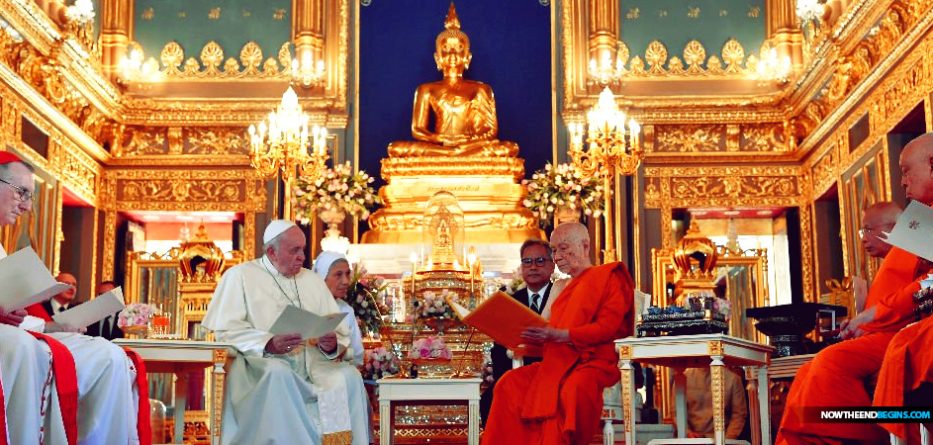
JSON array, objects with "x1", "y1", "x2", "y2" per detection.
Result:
[
  {"x1": 154, "y1": 41, "x2": 291, "y2": 79},
  {"x1": 683, "y1": 40, "x2": 706, "y2": 73}
]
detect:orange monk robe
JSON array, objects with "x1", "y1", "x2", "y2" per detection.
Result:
[
  {"x1": 873, "y1": 315, "x2": 933, "y2": 443},
  {"x1": 776, "y1": 247, "x2": 929, "y2": 445},
  {"x1": 482, "y1": 262, "x2": 634, "y2": 445}
]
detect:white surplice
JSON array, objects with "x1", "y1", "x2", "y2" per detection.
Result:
[
  {"x1": 0, "y1": 243, "x2": 140, "y2": 445},
  {"x1": 202, "y1": 257, "x2": 370, "y2": 445}
]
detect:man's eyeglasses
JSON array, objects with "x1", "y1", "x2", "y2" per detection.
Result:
[
  {"x1": 0, "y1": 178, "x2": 32, "y2": 202},
  {"x1": 858, "y1": 227, "x2": 884, "y2": 239},
  {"x1": 521, "y1": 257, "x2": 551, "y2": 267}
]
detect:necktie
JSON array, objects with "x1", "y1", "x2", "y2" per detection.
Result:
[
  {"x1": 530, "y1": 293, "x2": 541, "y2": 313},
  {"x1": 102, "y1": 316, "x2": 111, "y2": 338}
]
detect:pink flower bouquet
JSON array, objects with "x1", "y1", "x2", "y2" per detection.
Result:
[
  {"x1": 362, "y1": 347, "x2": 400, "y2": 380},
  {"x1": 118, "y1": 303, "x2": 159, "y2": 328},
  {"x1": 408, "y1": 336, "x2": 453, "y2": 361}
]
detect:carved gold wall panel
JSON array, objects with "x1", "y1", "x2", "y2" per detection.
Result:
[
  {"x1": 112, "y1": 126, "x2": 250, "y2": 158},
  {"x1": 153, "y1": 41, "x2": 292, "y2": 79},
  {"x1": 643, "y1": 166, "x2": 804, "y2": 209}
]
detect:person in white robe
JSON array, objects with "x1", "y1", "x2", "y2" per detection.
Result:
[
  {"x1": 312, "y1": 252, "x2": 365, "y2": 367},
  {"x1": 0, "y1": 152, "x2": 140, "y2": 445},
  {"x1": 203, "y1": 220, "x2": 369, "y2": 445}
]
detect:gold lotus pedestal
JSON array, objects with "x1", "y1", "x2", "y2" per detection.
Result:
[{"x1": 363, "y1": 156, "x2": 542, "y2": 244}]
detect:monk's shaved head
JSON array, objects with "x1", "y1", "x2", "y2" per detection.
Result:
[
  {"x1": 899, "y1": 132, "x2": 933, "y2": 204},
  {"x1": 861, "y1": 201, "x2": 901, "y2": 258},
  {"x1": 863, "y1": 201, "x2": 901, "y2": 225},
  {"x1": 550, "y1": 222, "x2": 592, "y2": 277}
]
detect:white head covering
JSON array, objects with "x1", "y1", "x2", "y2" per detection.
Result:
[
  {"x1": 312, "y1": 251, "x2": 349, "y2": 279},
  {"x1": 263, "y1": 219, "x2": 298, "y2": 244}
]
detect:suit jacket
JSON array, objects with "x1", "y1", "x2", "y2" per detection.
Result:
[
  {"x1": 490, "y1": 284, "x2": 553, "y2": 381},
  {"x1": 40, "y1": 300, "x2": 81, "y2": 317},
  {"x1": 85, "y1": 312, "x2": 124, "y2": 341}
]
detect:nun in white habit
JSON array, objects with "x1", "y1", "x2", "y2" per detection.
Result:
[
  {"x1": 312, "y1": 252, "x2": 365, "y2": 367},
  {"x1": 202, "y1": 220, "x2": 370, "y2": 445}
]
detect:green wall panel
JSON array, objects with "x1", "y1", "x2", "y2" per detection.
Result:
[
  {"x1": 620, "y1": 0, "x2": 766, "y2": 68},
  {"x1": 134, "y1": 0, "x2": 292, "y2": 69}
]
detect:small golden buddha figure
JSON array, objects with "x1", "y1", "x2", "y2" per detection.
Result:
[
  {"x1": 387, "y1": 3, "x2": 519, "y2": 158},
  {"x1": 424, "y1": 191, "x2": 465, "y2": 270}
]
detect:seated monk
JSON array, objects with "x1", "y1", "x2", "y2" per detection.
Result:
[
  {"x1": 483, "y1": 222, "x2": 634, "y2": 444},
  {"x1": 872, "y1": 134, "x2": 933, "y2": 445},
  {"x1": 387, "y1": 4, "x2": 518, "y2": 158},
  {"x1": 776, "y1": 133, "x2": 933, "y2": 445}
]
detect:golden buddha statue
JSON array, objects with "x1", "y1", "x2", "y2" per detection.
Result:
[
  {"x1": 362, "y1": 3, "x2": 542, "y2": 245},
  {"x1": 387, "y1": 3, "x2": 518, "y2": 158}
]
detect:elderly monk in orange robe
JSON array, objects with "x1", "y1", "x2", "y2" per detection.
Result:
[
  {"x1": 871, "y1": 133, "x2": 933, "y2": 445},
  {"x1": 776, "y1": 133, "x2": 933, "y2": 445},
  {"x1": 483, "y1": 222, "x2": 634, "y2": 445}
]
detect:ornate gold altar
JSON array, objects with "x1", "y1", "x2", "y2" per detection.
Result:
[{"x1": 362, "y1": 4, "x2": 541, "y2": 245}]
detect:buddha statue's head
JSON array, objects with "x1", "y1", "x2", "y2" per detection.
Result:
[{"x1": 434, "y1": 3, "x2": 472, "y2": 78}]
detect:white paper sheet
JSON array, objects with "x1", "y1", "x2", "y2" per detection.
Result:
[
  {"x1": 882, "y1": 200, "x2": 933, "y2": 262},
  {"x1": 269, "y1": 305, "x2": 348, "y2": 340},
  {"x1": 53, "y1": 287, "x2": 125, "y2": 328},
  {"x1": 0, "y1": 247, "x2": 73, "y2": 311}
]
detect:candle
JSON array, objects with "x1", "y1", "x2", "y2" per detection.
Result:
[{"x1": 408, "y1": 251, "x2": 418, "y2": 302}]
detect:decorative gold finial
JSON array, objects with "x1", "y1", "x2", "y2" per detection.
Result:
[{"x1": 444, "y1": 2, "x2": 461, "y2": 30}]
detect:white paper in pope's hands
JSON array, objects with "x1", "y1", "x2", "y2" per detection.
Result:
[
  {"x1": 0, "y1": 247, "x2": 73, "y2": 311},
  {"x1": 53, "y1": 287, "x2": 125, "y2": 328},
  {"x1": 269, "y1": 305, "x2": 348, "y2": 340},
  {"x1": 882, "y1": 200, "x2": 933, "y2": 262}
]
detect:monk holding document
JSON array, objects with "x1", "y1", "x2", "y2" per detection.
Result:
[
  {"x1": 777, "y1": 132, "x2": 933, "y2": 445},
  {"x1": 483, "y1": 222, "x2": 634, "y2": 445}
]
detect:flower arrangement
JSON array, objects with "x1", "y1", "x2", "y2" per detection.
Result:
[
  {"x1": 293, "y1": 162, "x2": 381, "y2": 223},
  {"x1": 118, "y1": 303, "x2": 159, "y2": 328},
  {"x1": 347, "y1": 263, "x2": 389, "y2": 336},
  {"x1": 415, "y1": 289, "x2": 458, "y2": 319},
  {"x1": 361, "y1": 347, "x2": 400, "y2": 380},
  {"x1": 408, "y1": 336, "x2": 453, "y2": 361},
  {"x1": 522, "y1": 162, "x2": 603, "y2": 225}
]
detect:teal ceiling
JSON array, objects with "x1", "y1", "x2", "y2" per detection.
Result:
[
  {"x1": 620, "y1": 0, "x2": 766, "y2": 68},
  {"x1": 133, "y1": 0, "x2": 292, "y2": 68}
]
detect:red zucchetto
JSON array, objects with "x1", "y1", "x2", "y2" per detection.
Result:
[{"x1": 0, "y1": 151, "x2": 23, "y2": 165}]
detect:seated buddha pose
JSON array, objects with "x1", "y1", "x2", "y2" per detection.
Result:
[{"x1": 387, "y1": 3, "x2": 519, "y2": 158}]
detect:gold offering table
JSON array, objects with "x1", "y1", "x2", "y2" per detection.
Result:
[
  {"x1": 115, "y1": 339, "x2": 235, "y2": 445},
  {"x1": 616, "y1": 334, "x2": 773, "y2": 445},
  {"x1": 377, "y1": 377, "x2": 482, "y2": 445}
]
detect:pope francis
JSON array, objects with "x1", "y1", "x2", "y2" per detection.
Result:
[{"x1": 202, "y1": 220, "x2": 369, "y2": 445}]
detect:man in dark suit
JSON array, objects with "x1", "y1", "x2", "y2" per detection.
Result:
[
  {"x1": 480, "y1": 238, "x2": 556, "y2": 425},
  {"x1": 40, "y1": 272, "x2": 78, "y2": 315},
  {"x1": 84, "y1": 281, "x2": 124, "y2": 340}
]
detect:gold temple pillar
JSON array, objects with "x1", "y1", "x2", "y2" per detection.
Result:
[
  {"x1": 587, "y1": 0, "x2": 619, "y2": 75},
  {"x1": 99, "y1": 0, "x2": 134, "y2": 81},
  {"x1": 292, "y1": 0, "x2": 326, "y2": 83},
  {"x1": 767, "y1": 0, "x2": 804, "y2": 70}
]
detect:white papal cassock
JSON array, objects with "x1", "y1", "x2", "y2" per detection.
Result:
[
  {"x1": 0, "y1": 243, "x2": 140, "y2": 445},
  {"x1": 202, "y1": 256, "x2": 369, "y2": 445}
]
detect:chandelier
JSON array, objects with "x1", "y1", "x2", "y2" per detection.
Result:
[
  {"x1": 754, "y1": 47, "x2": 792, "y2": 84},
  {"x1": 588, "y1": 49, "x2": 626, "y2": 86},
  {"x1": 292, "y1": 50, "x2": 326, "y2": 88},
  {"x1": 248, "y1": 86, "x2": 329, "y2": 182},
  {"x1": 568, "y1": 87, "x2": 641, "y2": 263}
]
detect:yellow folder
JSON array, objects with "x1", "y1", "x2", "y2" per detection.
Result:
[{"x1": 447, "y1": 291, "x2": 548, "y2": 353}]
